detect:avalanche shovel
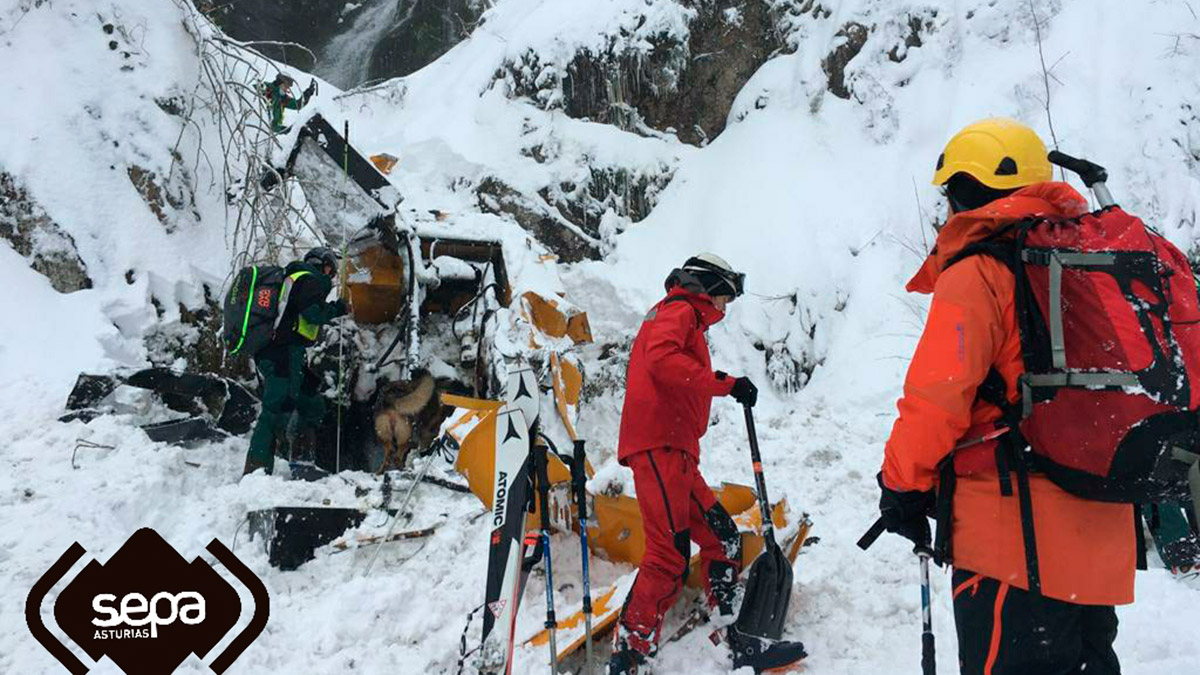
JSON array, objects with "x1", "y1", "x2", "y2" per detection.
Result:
[{"x1": 736, "y1": 403, "x2": 793, "y2": 640}]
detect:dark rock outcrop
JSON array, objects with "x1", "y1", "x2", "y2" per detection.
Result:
[
  {"x1": 196, "y1": 0, "x2": 340, "y2": 70},
  {"x1": 0, "y1": 172, "x2": 92, "y2": 293},
  {"x1": 144, "y1": 288, "x2": 252, "y2": 380},
  {"x1": 475, "y1": 177, "x2": 601, "y2": 263},
  {"x1": 503, "y1": 1, "x2": 785, "y2": 147},
  {"x1": 822, "y1": 22, "x2": 869, "y2": 100},
  {"x1": 367, "y1": 0, "x2": 485, "y2": 82}
]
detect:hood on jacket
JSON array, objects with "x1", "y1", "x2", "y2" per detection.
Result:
[
  {"x1": 906, "y1": 182, "x2": 1089, "y2": 294},
  {"x1": 663, "y1": 286, "x2": 726, "y2": 328}
]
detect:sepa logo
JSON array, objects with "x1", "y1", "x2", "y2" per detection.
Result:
[
  {"x1": 91, "y1": 590, "x2": 206, "y2": 639},
  {"x1": 27, "y1": 528, "x2": 269, "y2": 675}
]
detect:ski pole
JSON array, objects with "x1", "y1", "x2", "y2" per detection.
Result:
[
  {"x1": 335, "y1": 120, "x2": 350, "y2": 474},
  {"x1": 533, "y1": 439, "x2": 559, "y2": 674},
  {"x1": 916, "y1": 546, "x2": 936, "y2": 675},
  {"x1": 571, "y1": 439, "x2": 595, "y2": 675},
  {"x1": 363, "y1": 437, "x2": 449, "y2": 577}
]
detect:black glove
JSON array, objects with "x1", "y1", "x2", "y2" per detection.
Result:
[
  {"x1": 730, "y1": 377, "x2": 758, "y2": 407},
  {"x1": 877, "y1": 472, "x2": 935, "y2": 548},
  {"x1": 303, "y1": 79, "x2": 317, "y2": 101},
  {"x1": 331, "y1": 299, "x2": 348, "y2": 317}
]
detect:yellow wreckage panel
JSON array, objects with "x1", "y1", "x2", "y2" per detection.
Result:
[
  {"x1": 448, "y1": 395, "x2": 807, "y2": 588},
  {"x1": 522, "y1": 292, "x2": 593, "y2": 344},
  {"x1": 345, "y1": 245, "x2": 405, "y2": 325},
  {"x1": 550, "y1": 353, "x2": 583, "y2": 441},
  {"x1": 448, "y1": 395, "x2": 575, "y2": 513},
  {"x1": 592, "y1": 484, "x2": 803, "y2": 588}
]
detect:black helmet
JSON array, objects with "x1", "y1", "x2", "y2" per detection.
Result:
[
  {"x1": 303, "y1": 247, "x2": 339, "y2": 274},
  {"x1": 665, "y1": 252, "x2": 745, "y2": 299}
]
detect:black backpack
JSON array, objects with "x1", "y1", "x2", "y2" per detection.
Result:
[{"x1": 222, "y1": 265, "x2": 287, "y2": 356}]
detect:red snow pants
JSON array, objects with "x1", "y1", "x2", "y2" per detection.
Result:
[{"x1": 618, "y1": 447, "x2": 742, "y2": 655}]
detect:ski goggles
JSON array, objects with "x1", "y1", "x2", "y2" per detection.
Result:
[{"x1": 681, "y1": 260, "x2": 745, "y2": 299}]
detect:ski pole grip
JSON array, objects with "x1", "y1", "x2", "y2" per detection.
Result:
[
  {"x1": 1047, "y1": 151, "x2": 1108, "y2": 187},
  {"x1": 857, "y1": 518, "x2": 886, "y2": 551},
  {"x1": 572, "y1": 440, "x2": 589, "y2": 517}
]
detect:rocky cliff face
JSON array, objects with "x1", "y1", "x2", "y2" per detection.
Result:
[
  {"x1": 366, "y1": 0, "x2": 484, "y2": 86},
  {"x1": 500, "y1": 1, "x2": 788, "y2": 147},
  {"x1": 196, "y1": 0, "x2": 340, "y2": 71},
  {"x1": 200, "y1": 0, "x2": 485, "y2": 88}
]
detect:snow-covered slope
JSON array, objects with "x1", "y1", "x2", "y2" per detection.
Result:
[{"x1": 3, "y1": 0, "x2": 1200, "y2": 673}]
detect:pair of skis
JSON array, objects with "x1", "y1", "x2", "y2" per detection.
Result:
[{"x1": 476, "y1": 366, "x2": 597, "y2": 675}]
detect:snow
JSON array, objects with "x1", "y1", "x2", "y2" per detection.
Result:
[{"x1": 2, "y1": 0, "x2": 1200, "y2": 674}]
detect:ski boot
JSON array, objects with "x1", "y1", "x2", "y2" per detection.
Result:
[
  {"x1": 608, "y1": 646, "x2": 648, "y2": 675},
  {"x1": 727, "y1": 626, "x2": 807, "y2": 673},
  {"x1": 609, "y1": 629, "x2": 653, "y2": 675}
]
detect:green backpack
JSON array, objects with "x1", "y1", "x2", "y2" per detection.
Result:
[{"x1": 222, "y1": 265, "x2": 287, "y2": 356}]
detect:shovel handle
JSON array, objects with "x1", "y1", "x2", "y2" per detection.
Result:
[
  {"x1": 743, "y1": 404, "x2": 777, "y2": 548},
  {"x1": 1048, "y1": 151, "x2": 1116, "y2": 207},
  {"x1": 1047, "y1": 151, "x2": 1107, "y2": 187},
  {"x1": 857, "y1": 518, "x2": 886, "y2": 551}
]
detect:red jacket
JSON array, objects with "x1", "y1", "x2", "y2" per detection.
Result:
[{"x1": 618, "y1": 288, "x2": 735, "y2": 464}]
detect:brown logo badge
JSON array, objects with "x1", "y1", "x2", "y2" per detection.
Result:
[{"x1": 26, "y1": 528, "x2": 269, "y2": 675}]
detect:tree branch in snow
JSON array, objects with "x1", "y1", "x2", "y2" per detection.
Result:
[
  {"x1": 1028, "y1": 0, "x2": 1066, "y2": 182},
  {"x1": 212, "y1": 36, "x2": 317, "y2": 70},
  {"x1": 911, "y1": 176, "x2": 929, "y2": 254},
  {"x1": 172, "y1": 0, "x2": 318, "y2": 278}
]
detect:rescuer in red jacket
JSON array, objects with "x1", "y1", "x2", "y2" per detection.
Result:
[{"x1": 610, "y1": 254, "x2": 805, "y2": 675}]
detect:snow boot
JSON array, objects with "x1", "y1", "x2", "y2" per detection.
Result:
[{"x1": 727, "y1": 626, "x2": 807, "y2": 673}]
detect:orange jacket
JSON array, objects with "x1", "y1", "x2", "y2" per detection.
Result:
[{"x1": 882, "y1": 182, "x2": 1136, "y2": 606}]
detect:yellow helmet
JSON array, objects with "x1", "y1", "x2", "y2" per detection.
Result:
[{"x1": 932, "y1": 118, "x2": 1053, "y2": 190}]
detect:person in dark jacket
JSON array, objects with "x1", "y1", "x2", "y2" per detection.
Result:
[
  {"x1": 609, "y1": 254, "x2": 805, "y2": 675},
  {"x1": 243, "y1": 247, "x2": 347, "y2": 475}
]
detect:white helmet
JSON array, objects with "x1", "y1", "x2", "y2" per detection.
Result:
[{"x1": 666, "y1": 252, "x2": 745, "y2": 299}]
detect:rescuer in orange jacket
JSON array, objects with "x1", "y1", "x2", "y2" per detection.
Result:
[
  {"x1": 878, "y1": 119, "x2": 1135, "y2": 675},
  {"x1": 610, "y1": 254, "x2": 805, "y2": 675}
]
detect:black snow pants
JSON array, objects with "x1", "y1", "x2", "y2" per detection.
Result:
[{"x1": 952, "y1": 569, "x2": 1120, "y2": 675}]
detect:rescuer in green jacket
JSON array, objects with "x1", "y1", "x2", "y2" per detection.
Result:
[
  {"x1": 261, "y1": 73, "x2": 316, "y2": 133},
  {"x1": 244, "y1": 247, "x2": 347, "y2": 475}
]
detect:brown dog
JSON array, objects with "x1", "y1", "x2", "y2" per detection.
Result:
[{"x1": 373, "y1": 369, "x2": 441, "y2": 473}]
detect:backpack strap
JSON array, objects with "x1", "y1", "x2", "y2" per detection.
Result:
[
  {"x1": 932, "y1": 459, "x2": 956, "y2": 567},
  {"x1": 975, "y1": 366, "x2": 1043, "y2": 594},
  {"x1": 1135, "y1": 505, "x2": 1149, "y2": 571},
  {"x1": 937, "y1": 226, "x2": 1047, "y2": 587}
]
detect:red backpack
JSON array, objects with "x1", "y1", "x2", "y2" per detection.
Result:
[
  {"x1": 941, "y1": 154, "x2": 1200, "y2": 591},
  {"x1": 996, "y1": 206, "x2": 1200, "y2": 501}
]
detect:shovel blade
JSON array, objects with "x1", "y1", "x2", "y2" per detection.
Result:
[{"x1": 736, "y1": 541, "x2": 793, "y2": 640}]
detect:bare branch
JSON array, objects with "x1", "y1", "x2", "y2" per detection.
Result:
[
  {"x1": 912, "y1": 176, "x2": 928, "y2": 253},
  {"x1": 1028, "y1": 0, "x2": 1066, "y2": 181}
]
